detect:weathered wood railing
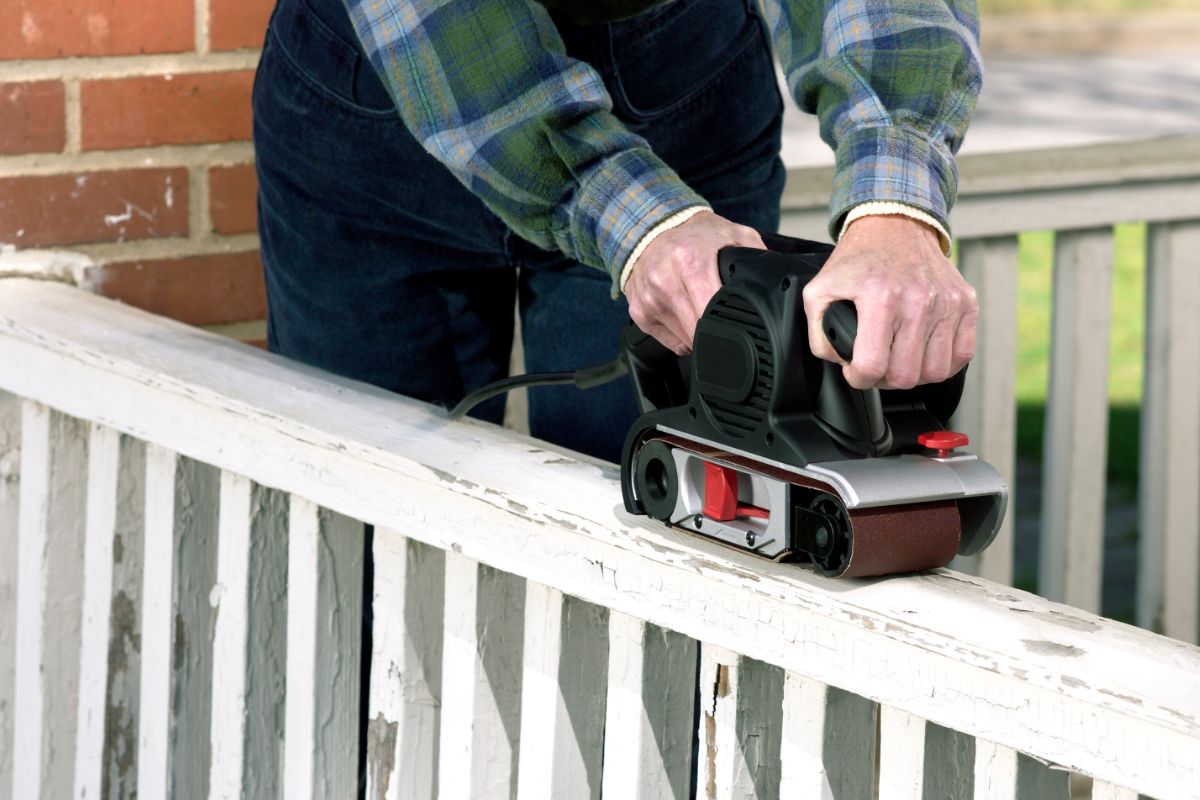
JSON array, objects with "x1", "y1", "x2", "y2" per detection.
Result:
[
  {"x1": 784, "y1": 134, "x2": 1200, "y2": 641},
  {"x1": 1, "y1": 274, "x2": 1198, "y2": 798}
]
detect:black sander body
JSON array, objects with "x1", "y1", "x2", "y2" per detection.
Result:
[{"x1": 619, "y1": 233, "x2": 1007, "y2": 578}]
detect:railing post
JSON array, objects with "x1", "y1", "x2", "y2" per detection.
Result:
[
  {"x1": 1138, "y1": 220, "x2": 1200, "y2": 642},
  {"x1": 953, "y1": 236, "x2": 1020, "y2": 585},
  {"x1": 366, "y1": 531, "x2": 445, "y2": 800},
  {"x1": 601, "y1": 614, "x2": 696, "y2": 800},
  {"x1": 0, "y1": 392, "x2": 18, "y2": 800},
  {"x1": 12, "y1": 404, "x2": 89, "y2": 799},
  {"x1": 1040, "y1": 227, "x2": 1115, "y2": 611}
]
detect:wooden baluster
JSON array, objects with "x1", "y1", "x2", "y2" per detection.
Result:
[
  {"x1": 601, "y1": 614, "x2": 696, "y2": 800},
  {"x1": 136, "y1": 444, "x2": 179, "y2": 799},
  {"x1": 209, "y1": 471, "x2": 253, "y2": 798},
  {"x1": 973, "y1": 740, "x2": 1069, "y2": 800},
  {"x1": 437, "y1": 552, "x2": 525, "y2": 800},
  {"x1": 1090, "y1": 780, "x2": 1142, "y2": 800},
  {"x1": 72, "y1": 425, "x2": 121, "y2": 800},
  {"x1": 0, "y1": 392, "x2": 18, "y2": 800},
  {"x1": 516, "y1": 584, "x2": 608, "y2": 800},
  {"x1": 878, "y1": 708, "x2": 974, "y2": 799},
  {"x1": 283, "y1": 498, "x2": 365, "y2": 798},
  {"x1": 1138, "y1": 220, "x2": 1200, "y2": 642},
  {"x1": 366, "y1": 530, "x2": 445, "y2": 800},
  {"x1": 779, "y1": 671, "x2": 877, "y2": 799},
  {"x1": 696, "y1": 646, "x2": 783, "y2": 799},
  {"x1": 1040, "y1": 227, "x2": 1115, "y2": 612},
  {"x1": 13, "y1": 404, "x2": 89, "y2": 798},
  {"x1": 953, "y1": 235, "x2": 1020, "y2": 584},
  {"x1": 243, "y1": 487, "x2": 290, "y2": 798},
  {"x1": 170, "y1": 459, "x2": 222, "y2": 795}
]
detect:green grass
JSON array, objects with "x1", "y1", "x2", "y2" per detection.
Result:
[
  {"x1": 1008, "y1": 224, "x2": 1146, "y2": 491},
  {"x1": 981, "y1": 0, "x2": 1197, "y2": 14}
]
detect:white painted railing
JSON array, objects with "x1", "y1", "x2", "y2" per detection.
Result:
[
  {"x1": 784, "y1": 134, "x2": 1200, "y2": 641},
  {"x1": 2, "y1": 270, "x2": 1198, "y2": 798}
]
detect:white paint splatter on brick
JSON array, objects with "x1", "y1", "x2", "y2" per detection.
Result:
[{"x1": 20, "y1": 13, "x2": 42, "y2": 45}]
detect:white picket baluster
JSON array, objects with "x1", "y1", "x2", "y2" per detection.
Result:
[
  {"x1": 72, "y1": 425, "x2": 121, "y2": 800},
  {"x1": 696, "y1": 646, "x2": 783, "y2": 799},
  {"x1": 601, "y1": 614, "x2": 696, "y2": 800},
  {"x1": 516, "y1": 583, "x2": 608, "y2": 799},
  {"x1": 0, "y1": 392, "x2": 19, "y2": 800},
  {"x1": 974, "y1": 740, "x2": 1070, "y2": 800},
  {"x1": 366, "y1": 530, "x2": 444, "y2": 800},
  {"x1": 1138, "y1": 220, "x2": 1200, "y2": 642},
  {"x1": 953, "y1": 235, "x2": 1020, "y2": 584},
  {"x1": 209, "y1": 471, "x2": 253, "y2": 798},
  {"x1": 283, "y1": 498, "x2": 364, "y2": 798},
  {"x1": 1091, "y1": 780, "x2": 1140, "y2": 800},
  {"x1": 1040, "y1": 227, "x2": 1115, "y2": 611},
  {"x1": 437, "y1": 553, "x2": 525, "y2": 800},
  {"x1": 13, "y1": 405, "x2": 89, "y2": 798},
  {"x1": 878, "y1": 706, "x2": 927, "y2": 799},
  {"x1": 137, "y1": 444, "x2": 178, "y2": 800},
  {"x1": 779, "y1": 672, "x2": 877, "y2": 799}
]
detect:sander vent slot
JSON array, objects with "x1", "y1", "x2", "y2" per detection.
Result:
[{"x1": 705, "y1": 295, "x2": 775, "y2": 437}]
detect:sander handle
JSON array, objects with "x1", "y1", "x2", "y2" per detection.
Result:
[{"x1": 822, "y1": 300, "x2": 858, "y2": 363}]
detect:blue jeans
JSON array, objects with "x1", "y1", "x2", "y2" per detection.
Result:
[{"x1": 253, "y1": 0, "x2": 786, "y2": 462}]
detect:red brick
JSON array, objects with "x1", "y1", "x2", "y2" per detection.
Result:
[
  {"x1": 209, "y1": 163, "x2": 258, "y2": 234},
  {"x1": 0, "y1": 81, "x2": 65, "y2": 155},
  {"x1": 0, "y1": 168, "x2": 188, "y2": 248},
  {"x1": 93, "y1": 251, "x2": 266, "y2": 326},
  {"x1": 81, "y1": 72, "x2": 255, "y2": 151},
  {"x1": 0, "y1": 0, "x2": 193, "y2": 60},
  {"x1": 210, "y1": 0, "x2": 275, "y2": 51}
]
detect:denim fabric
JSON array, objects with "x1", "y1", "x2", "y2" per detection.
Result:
[{"x1": 253, "y1": 0, "x2": 786, "y2": 462}]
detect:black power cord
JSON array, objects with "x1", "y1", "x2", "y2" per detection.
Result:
[{"x1": 447, "y1": 357, "x2": 628, "y2": 420}]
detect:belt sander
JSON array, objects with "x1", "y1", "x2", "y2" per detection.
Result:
[{"x1": 618, "y1": 233, "x2": 1007, "y2": 578}]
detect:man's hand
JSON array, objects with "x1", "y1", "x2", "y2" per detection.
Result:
[
  {"x1": 625, "y1": 211, "x2": 764, "y2": 355},
  {"x1": 803, "y1": 215, "x2": 978, "y2": 390}
]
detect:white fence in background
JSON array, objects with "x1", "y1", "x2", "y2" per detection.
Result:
[
  {"x1": 1, "y1": 265, "x2": 1198, "y2": 798},
  {"x1": 783, "y1": 134, "x2": 1200, "y2": 642}
]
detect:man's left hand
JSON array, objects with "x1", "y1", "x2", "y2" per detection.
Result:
[{"x1": 801, "y1": 215, "x2": 978, "y2": 390}]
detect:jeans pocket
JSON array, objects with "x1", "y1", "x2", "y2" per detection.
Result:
[
  {"x1": 608, "y1": 0, "x2": 765, "y2": 122},
  {"x1": 267, "y1": 0, "x2": 397, "y2": 118}
]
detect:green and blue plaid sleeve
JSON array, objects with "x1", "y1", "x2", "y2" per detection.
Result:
[
  {"x1": 760, "y1": 0, "x2": 982, "y2": 238},
  {"x1": 343, "y1": 0, "x2": 707, "y2": 285}
]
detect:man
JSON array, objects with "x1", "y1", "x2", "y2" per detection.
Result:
[{"x1": 253, "y1": 0, "x2": 981, "y2": 463}]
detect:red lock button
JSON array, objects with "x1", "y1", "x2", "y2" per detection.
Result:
[{"x1": 918, "y1": 430, "x2": 969, "y2": 458}]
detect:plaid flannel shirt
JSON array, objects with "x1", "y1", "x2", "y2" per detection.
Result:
[{"x1": 345, "y1": 0, "x2": 982, "y2": 290}]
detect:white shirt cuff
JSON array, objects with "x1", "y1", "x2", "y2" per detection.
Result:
[{"x1": 838, "y1": 201, "x2": 952, "y2": 256}]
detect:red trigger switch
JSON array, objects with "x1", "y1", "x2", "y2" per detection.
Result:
[{"x1": 918, "y1": 430, "x2": 969, "y2": 458}]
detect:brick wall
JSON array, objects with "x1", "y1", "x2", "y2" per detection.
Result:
[{"x1": 0, "y1": 0, "x2": 275, "y2": 345}]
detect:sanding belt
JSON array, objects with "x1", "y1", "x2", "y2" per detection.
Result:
[{"x1": 652, "y1": 434, "x2": 962, "y2": 578}]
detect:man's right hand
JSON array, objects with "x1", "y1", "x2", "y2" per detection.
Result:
[{"x1": 624, "y1": 210, "x2": 765, "y2": 355}]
